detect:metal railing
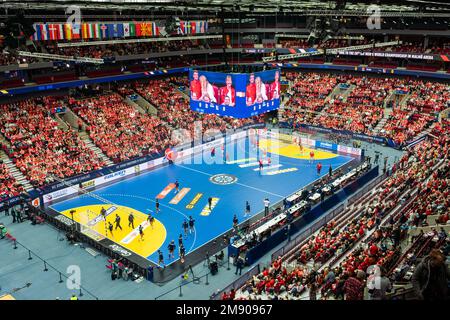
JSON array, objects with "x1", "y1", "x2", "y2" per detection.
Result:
[
  {"x1": 3, "y1": 235, "x2": 99, "y2": 300},
  {"x1": 210, "y1": 264, "x2": 262, "y2": 300},
  {"x1": 154, "y1": 259, "x2": 231, "y2": 300}
]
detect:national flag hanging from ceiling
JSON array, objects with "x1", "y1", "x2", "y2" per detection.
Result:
[{"x1": 30, "y1": 20, "x2": 209, "y2": 41}]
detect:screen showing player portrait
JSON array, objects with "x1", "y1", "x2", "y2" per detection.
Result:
[{"x1": 189, "y1": 69, "x2": 280, "y2": 118}]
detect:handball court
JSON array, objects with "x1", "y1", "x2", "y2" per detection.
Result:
[{"x1": 47, "y1": 132, "x2": 359, "y2": 282}]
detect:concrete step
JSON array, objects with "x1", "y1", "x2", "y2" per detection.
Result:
[
  {"x1": 79, "y1": 136, "x2": 114, "y2": 166},
  {"x1": 0, "y1": 150, "x2": 34, "y2": 192}
]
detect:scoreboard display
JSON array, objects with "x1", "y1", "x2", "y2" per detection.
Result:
[{"x1": 189, "y1": 68, "x2": 281, "y2": 118}]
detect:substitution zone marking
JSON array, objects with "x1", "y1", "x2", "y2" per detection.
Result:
[
  {"x1": 264, "y1": 167, "x2": 298, "y2": 175},
  {"x1": 200, "y1": 198, "x2": 220, "y2": 216},
  {"x1": 186, "y1": 193, "x2": 203, "y2": 209},
  {"x1": 169, "y1": 188, "x2": 191, "y2": 204}
]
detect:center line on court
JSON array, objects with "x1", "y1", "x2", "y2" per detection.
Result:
[{"x1": 175, "y1": 164, "x2": 285, "y2": 199}]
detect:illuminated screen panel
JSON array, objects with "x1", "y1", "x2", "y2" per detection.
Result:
[{"x1": 189, "y1": 69, "x2": 280, "y2": 118}]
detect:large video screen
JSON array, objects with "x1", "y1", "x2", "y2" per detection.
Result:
[{"x1": 189, "y1": 69, "x2": 280, "y2": 118}]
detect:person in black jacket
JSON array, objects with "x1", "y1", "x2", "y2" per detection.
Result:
[
  {"x1": 235, "y1": 256, "x2": 245, "y2": 276},
  {"x1": 412, "y1": 249, "x2": 450, "y2": 300}
]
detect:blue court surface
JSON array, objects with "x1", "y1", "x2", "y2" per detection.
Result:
[{"x1": 49, "y1": 135, "x2": 357, "y2": 266}]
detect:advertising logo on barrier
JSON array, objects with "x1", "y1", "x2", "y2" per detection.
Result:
[
  {"x1": 300, "y1": 137, "x2": 316, "y2": 147},
  {"x1": 44, "y1": 187, "x2": 74, "y2": 204},
  {"x1": 81, "y1": 225, "x2": 106, "y2": 241},
  {"x1": 315, "y1": 141, "x2": 337, "y2": 152},
  {"x1": 103, "y1": 169, "x2": 126, "y2": 181},
  {"x1": 80, "y1": 179, "x2": 95, "y2": 190},
  {"x1": 31, "y1": 198, "x2": 41, "y2": 207},
  {"x1": 337, "y1": 145, "x2": 362, "y2": 156},
  {"x1": 55, "y1": 214, "x2": 76, "y2": 226},
  {"x1": 108, "y1": 244, "x2": 132, "y2": 257},
  {"x1": 134, "y1": 165, "x2": 141, "y2": 174}
]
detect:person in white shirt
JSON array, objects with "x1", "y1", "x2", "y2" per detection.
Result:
[
  {"x1": 199, "y1": 75, "x2": 217, "y2": 103},
  {"x1": 255, "y1": 77, "x2": 268, "y2": 103}
]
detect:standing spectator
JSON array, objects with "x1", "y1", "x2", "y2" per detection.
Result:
[
  {"x1": 235, "y1": 256, "x2": 244, "y2": 276},
  {"x1": 367, "y1": 266, "x2": 392, "y2": 300},
  {"x1": 309, "y1": 282, "x2": 317, "y2": 300},
  {"x1": 343, "y1": 271, "x2": 365, "y2": 300},
  {"x1": 412, "y1": 249, "x2": 450, "y2": 301}
]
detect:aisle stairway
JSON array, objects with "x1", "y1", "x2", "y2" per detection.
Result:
[
  {"x1": 133, "y1": 93, "x2": 158, "y2": 116},
  {"x1": 78, "y1": 133, "x2": 114, "y2": 167},
  {"x1": 373, "y1": 105, "x2": 394, "y2": 133},
  {"x1": 0, "y1": 150, "x2": 34, "y2": 192}
]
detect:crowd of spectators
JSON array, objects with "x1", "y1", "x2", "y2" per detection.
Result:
[
  {"x1": 0, "y1": 162, "x2": 24, "y2": 200},
  {"x1": 227, "y1": 133, "x2": 449, "y2": 300},
  {"x1": 0, "y1": 97, "x2": 106, "y2": 187},
  {"x1": 69, "y1": 93, "x2": 171, "y2": 163},
  {"x1": 282, "y1": 72, "x2": 449, "y2": 146},
  {"x1": 44, "y1": 39, "x2": 204, "y2": 59},
  {"x1": 282, "y1": 72, "x2": 341, "y2": 124}
]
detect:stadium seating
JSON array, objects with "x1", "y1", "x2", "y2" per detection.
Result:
[
  {"x1": 70, "y1": 93, "x2": 171, "y2": 163},
  {"x1": 230, "y1": 133, "x2": 449, "y2": 300},
  {"x1": 0, "y1": 97, "x2": 107, "y2": 186},
  {"x1": 0, "y1": 162, "x2": 24, "y2": 200}
]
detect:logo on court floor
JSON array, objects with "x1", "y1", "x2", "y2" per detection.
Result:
[{"x1": 209, "y1": 174, "x2": 238, "y2": 185}]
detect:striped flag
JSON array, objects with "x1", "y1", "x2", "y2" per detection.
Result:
[
  {"x1": 41, "y1": 24, "x2": 49, "y2": 40},
  {"x1": 179, "y1": 21, "x2": 185, "y2": 35},
  {"x1": 92, "y1": 23, "x2": 102, "y2": 39},
  {"x1": 32, "y1": 24, "x2": 41, "y2": 41},
  {"x1": 129, "y1": 23, "x2": 136, "y2": 37},
  {"x1": 64, "y1": 23, "x2": 72, "y2": 40},
  {"x1": 152, "y1": 22, "x2": 159, "y2": 36},
  {"x1": 186, "y1": 22, "x2": 192, "y2": 34},
  {"x1": 81, "y1": 23, "x2": 89, "y2": 38},
  {"x1": 135, "y1": 22, "x2": 143, "y2": 37},
  {"x1": 72, "y1": 23, "x2": 81, "y2": 39}
]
